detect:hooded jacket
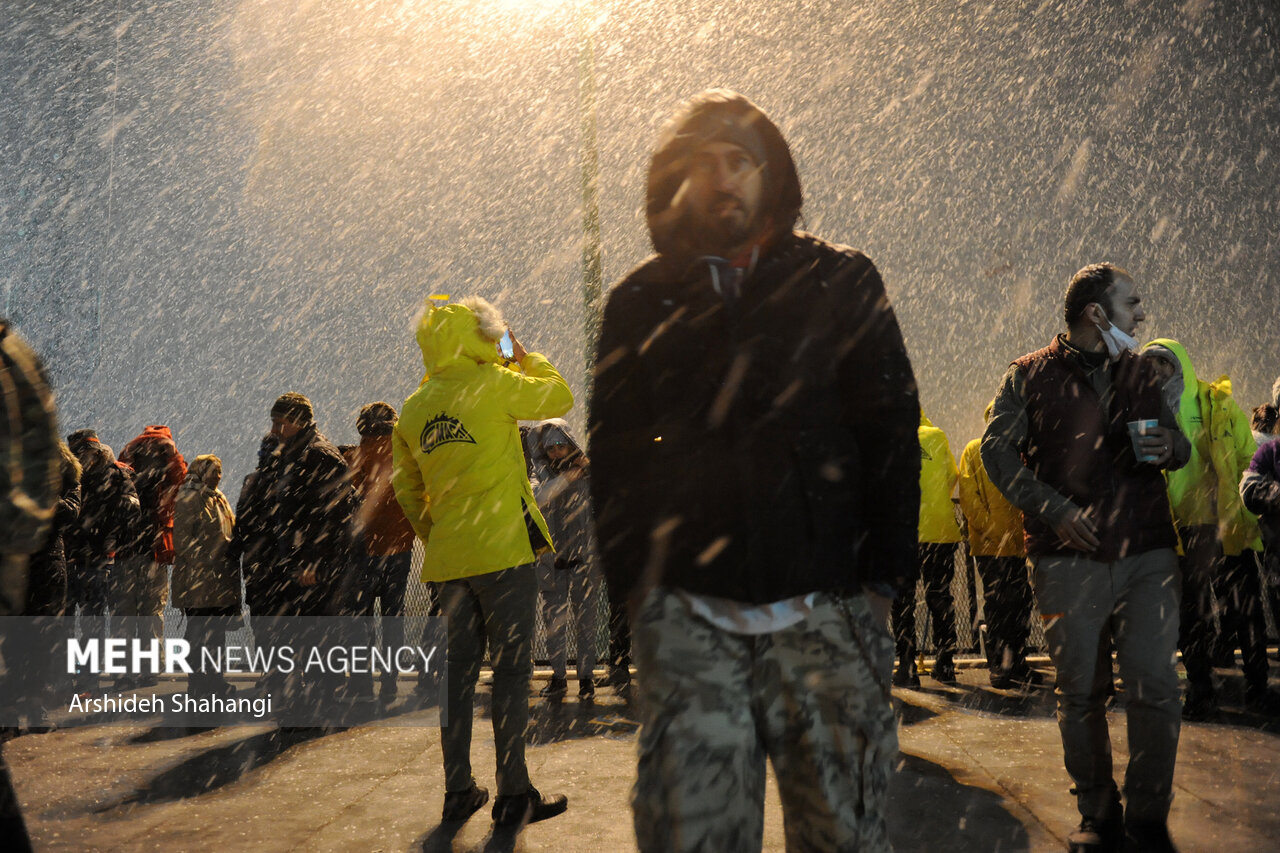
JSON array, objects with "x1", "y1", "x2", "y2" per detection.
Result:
[
  {"x1": 527, "y1": 419, "x2": 596, "y2": 568},
  {"x1": 1143, "y1": 338, "x2": 1261, "y2": 555},
  {"x1": 172, "y1": 459, "x2": 238, "y2": 609},
  {"x1": 118, "y1": 425, "x2": 187, "y2": 563},
  {"x1": 918, "y1": 414, "x2": 962, "y2": 544},
  {"x1": 590, "y1": 91, "x2": 920, "y2": 603},
  {"x1": 392, "y1": 298, "x2": 574, "y2": 581},
  {"x1": 1241, "y1": 440, "x2": 1280, "y2": 553},
  {"x1": 958, "y1": 404, "x2": 1024, "y2": 557}
]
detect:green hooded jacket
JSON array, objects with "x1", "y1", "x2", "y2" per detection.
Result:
[{"x1": 1142, "y1": 338, "x2": 1261, "y2": 554}]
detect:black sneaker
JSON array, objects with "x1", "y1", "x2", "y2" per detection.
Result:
[
  {"x1": 594, "y1": 667, "x2": 631, "y2": 690},
  {"x1": 931, "y1": 655, "x2": 957, "y2": 685},
  {"x1": 1124, "y1": 818, "x2": 1178, "y2": 852},
  {"x1": 492, "y1": 787, "x2": 568, "y2": 826},
  {"x1": 1067, "y1": 814, "x2": 1123, "y2": 852},
  {"x1": 441, "y1": 783, "x2": 489, "y2": 822},
  {"x1": 892, "y1": 659, "x2": 920, "y2": 688},
  {"x1": 539, "y1": 677, "x2": 568, "y2": 699},
  {"x1": 991, "y1": 662, "x2": 1044, "y2": 689},
  {"x1": 578, "y1": 680, "x2": 595, "y2": 702}
]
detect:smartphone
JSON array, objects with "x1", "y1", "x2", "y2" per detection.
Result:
[{"x1": 499, "y1": 330, "x2": 514, "y2": 360}]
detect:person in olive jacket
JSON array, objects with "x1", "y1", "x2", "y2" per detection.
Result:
[{"x1": 172, "y1": 454, "x2": 238, "y2": 697}]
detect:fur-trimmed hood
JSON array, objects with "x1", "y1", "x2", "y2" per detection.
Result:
[{"x1": 415, "y1": 296, "x2": 505, "y2": 377}]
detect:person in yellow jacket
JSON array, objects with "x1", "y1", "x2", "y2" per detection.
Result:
[
  {"x1": 958, "y1": 402, "x2": 1041, "y2": 688},
  {"x1": 892, "y1": 413, "x2": 963, "y2": 686},
  {"x1": 391, "y1": 296, "x2": 573, "y2": 827},
  {"x1": 1142, "y1": 338, "x2": 1268, "y2": 718}
]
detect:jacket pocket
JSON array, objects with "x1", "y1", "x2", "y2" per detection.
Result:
[{"x1": 790, "y1": 427, "x2": 865, "y2": 564}]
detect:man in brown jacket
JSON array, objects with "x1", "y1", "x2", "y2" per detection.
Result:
[
  {"x1": 982, "y1": 263, "x2": 1188, "y2": 853},
  {"x1": 343, "y1": 402, "x2": 417, "y2": 701}
]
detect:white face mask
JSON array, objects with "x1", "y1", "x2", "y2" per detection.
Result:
[{"x1": 1092, "y1": 305, "x2": 1139, "y2": 358}]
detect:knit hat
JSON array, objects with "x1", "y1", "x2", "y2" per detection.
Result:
[
  {"x1": 270, "y1": 392, "x2": 315, "y2": 427},
  {"x1": 67, "y1": 429, "x2": 100, "y2": 454},
  {"x1": 356, "y1": 402, "x2": 398, "y2": 437}
]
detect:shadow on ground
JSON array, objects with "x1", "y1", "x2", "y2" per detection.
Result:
[
  {"x1": 462, "y1": 684, "x2": 638, "y2": 746},
  {"x1": 888, "y1": 751, "x2": 1031, "y2": 853},
  {"x1": 415, "y1": 820, "x2": 522, "y2": 853},
  {"x1": 93, "y1": 726, "x2": 333, "y2": 812}
]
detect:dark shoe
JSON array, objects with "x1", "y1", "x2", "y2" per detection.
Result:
[
  {"x1": 1124, "y1": 817, "x2": 1178, "y2": 852},
  {"x1": 379, "y1": 680, "x2": 398, "y2": 704},
  {"x1": 442, "y1": 782, "x2": 489, "y2": 822},
  {"x1": 931, "y1": 655, "x2": 957, "y2": 685},
  {"x1": 1245, "y1": 686, "x2": 1280, "y2": 716},
  {"x1": 1181, "y1": 687, "x2": 1218, "y2": 722},
  {"x1": 892, "y1": 658, "x2": 920, "y2": 688},
  {"x1": 539, "y1": 676, "x2": 568, "y2": 699},
  {"x1": 1068, "y1": 814, "x2": 1124, "y2": 852},
  {"x1": 492, "y1": 787, "x2": 568, "y2": 826},
  {"x1": 594, "y1": 667, "x2": 630, "y2": 690},
  {"x1": 578, "y1": 680, "x2": 595, "y2": 702},
  {"x1": 991, "y1": 661, "x2": 1044, "y2": 689}
]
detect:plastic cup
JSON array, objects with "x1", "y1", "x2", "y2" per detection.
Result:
[{"x1": 1127, "y1": 419, "x2": 1160, "y2": 462}]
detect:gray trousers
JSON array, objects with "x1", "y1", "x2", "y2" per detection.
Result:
[
  {"x1": 1031, "y1": 549, "x2": 1181, "y2": 821},
  {"x1": 536, "y1": 553, "x2": 603, "y2": 682},
  {"x1": 632, "y1": 588, "x2": 897, "y2": 853},
  {"x1": 438, "y1": 564, "x2": 535, "y2": 797},
  {"x1": 110, "y1": 555, "x2": 168, "y2": 646}
]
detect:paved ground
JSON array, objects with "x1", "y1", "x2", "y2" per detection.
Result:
[{"x1": 6, "y1": 659, "x2": 1279, "y2": 852}]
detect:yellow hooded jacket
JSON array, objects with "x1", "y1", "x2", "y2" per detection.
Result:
[
  {"x1": 1142, "y1": 338, "x2": 1261, "y2": 556},
  {"x1": 958, "y1": 436, "x2": 1025, "y2": 557},
  {"x1": 392, "y1": 300, "x2": 574, "y2": 581},
  {"x1": 919, "y1": 414, "x2": 962, "y2": 544}
]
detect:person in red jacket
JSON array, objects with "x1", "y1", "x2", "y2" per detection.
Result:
[
  {"x1": 115, "y1": 424, "x2": 186, "y2": 688},
  {"x1": 342, "y1": 402, "x2": 417, "y2": 702}
]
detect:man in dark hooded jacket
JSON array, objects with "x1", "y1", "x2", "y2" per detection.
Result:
[
  {"x1": 254, "y1": 393, "x2": 356, "y2": 701},
  {"x1": 589, "y1": 90, "x2": 919, "y2": 853}
]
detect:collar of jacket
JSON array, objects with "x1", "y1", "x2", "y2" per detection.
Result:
[{"x1": 280, "y1": 425, "x2": 318, "y2": 460}]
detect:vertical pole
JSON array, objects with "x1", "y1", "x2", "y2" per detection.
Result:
[{"x1": 576, "y1": 1, "x2": 602, "y2": 408}]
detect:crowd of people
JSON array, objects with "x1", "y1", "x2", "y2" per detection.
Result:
[{"x1": 4, "y1": 87, "x2": 1280, "y2": 852}]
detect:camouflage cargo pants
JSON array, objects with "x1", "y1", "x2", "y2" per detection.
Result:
[{"x1": 632, "y1": 588, "x2": 897, "y2": 853}]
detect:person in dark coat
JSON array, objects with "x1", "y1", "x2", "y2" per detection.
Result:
[
  {"x1": 228, "y1": 434, "x2": 282, "y2": 691},
  {"x1": 590, "y1": 90, "x2": 919, "y2": 853},
  {"x1": 6, "y1": 442, "x2": 80, "y2": 715},
  {"x1": 65, "y1": 430, "x2": 140, "y2": 693},
  {"x1": 252, "y1": 393, "x2": 356, "y2": 700},
  {"x1": 0, "y1": 318, "x2": 60, "y2": 853}
]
